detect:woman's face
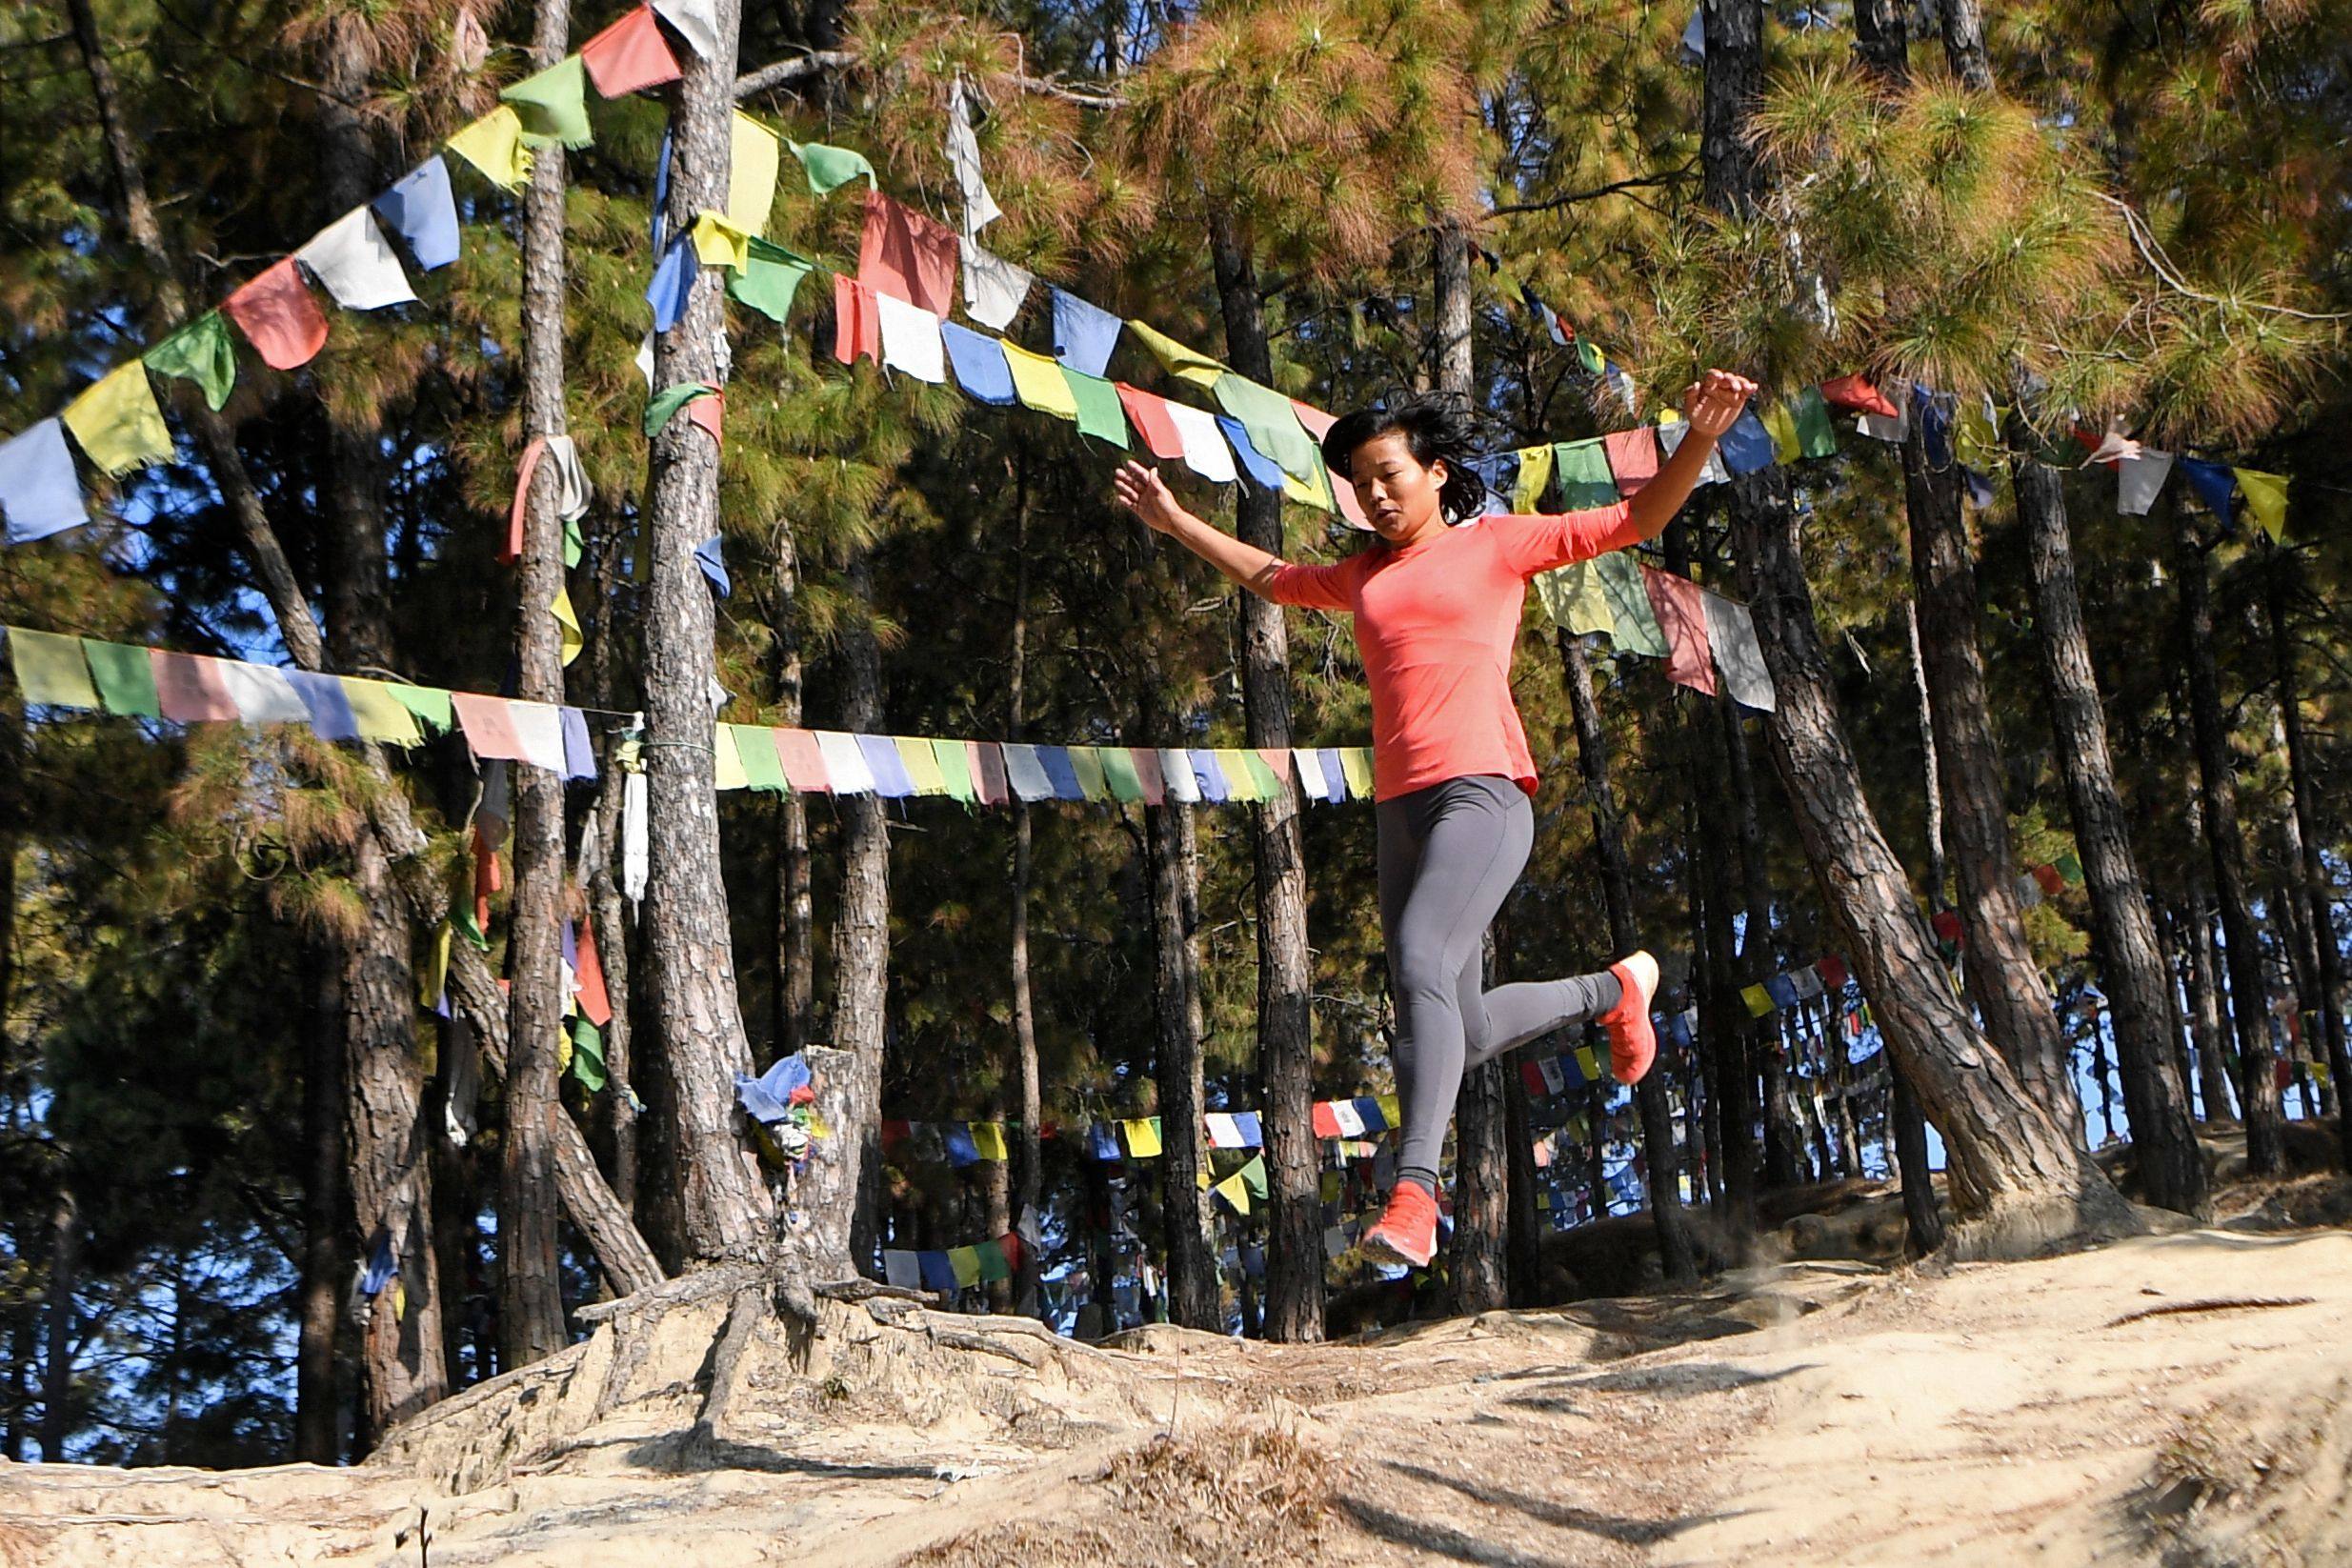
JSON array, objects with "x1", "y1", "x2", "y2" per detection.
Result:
[{"x1": 1347, "y1": 432, "x2": 1452, "y2": 547}]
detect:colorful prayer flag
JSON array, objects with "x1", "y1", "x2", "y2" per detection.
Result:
[
  {"x1": 62, "y1": 364, "x2": 172, "y2": 476},
  {"x1": 727, "y1": 113, "x2": 781, "y2": 236},
  {"x1": 1643, "y1": 567, "x2": 1716, "y2": 694},
  {"x1": 581, "y1": 6, "x2": 681, "y2": 96},
  {"x1": 445, "y1": 106, "x2": 534, "y2": 191},
  {"x1": 501, "y1": 55, "x2": 593, "y2": 149},
  {"x1": 144, "y1": 313, "x2": 237, "y2": 412},
  {"x1": 372, "y1": 157, "x2": 460, "y2": 271}
]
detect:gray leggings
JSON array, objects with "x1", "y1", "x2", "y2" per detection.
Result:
[{"x1": 1377, "y1": 774, "x2": 1621, "y2": 1188}]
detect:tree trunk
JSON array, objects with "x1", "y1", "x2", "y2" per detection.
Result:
[
  {"x1": 1430, "y1": 214, "x2": 1510, "y2": 1311},
  {"x1": 1722, "y1": 680, "x2": 1804, "y2": 1191},
  {"x1": 1148, "y1": 797, "x2": 1220, "y2": 1327},
  {"x1": 2268, "y1": 557, "x2": 2352, "y2": 1167},
  {"x1": 1904, "y1": 431, "x2": 2079, "y2": 1128},
  {"x1": 498, "y1": 0, "x2": 579, "y2": 1371},
  {"x1": 296, "y1": 944, "x2": 347, "y2": 1462},
  {"x1": 1208, "y1": 207, "x2": 1320, "y2": 1342},
  {"x1": 1006, "y1": 513, "x2": 1045, "y2": 1316},
  {"x1": 1937, "y1": 0, "x2": 1995, "y2": 90},
  {"x1": 1850, "y1": 0, "x2": 1909, "y2": 79},
  {"x1": 640, "y1": 0, "x2": 776, "y2": 1263},
  {"x1": 40, "y1": 1189, "x2": 77, "y2": 1461},
  {"x1": 765, "y1": 527, "x2": 816, "y2": 1056},
  {"x1": 2171, "y1": 506, "x2": 2283, "y2": 1174},
  {"x1": 2012, "y1": 421, "x2": 2204, "y2": 1212},
  {"x1": 1556, "y1": 631, "x2": 1698, "y2": 1282},
  {"x1": 1726, "y1": 462, "x2": 2138, "y2": 1257},
  {"x1": 813, "y1": 551, "x2": 891, "y2": 1278}
]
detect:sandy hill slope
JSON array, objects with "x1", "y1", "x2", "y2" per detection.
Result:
[{"x1": 5, "y1": 1166, "x2": 2347, "y2": 1568}]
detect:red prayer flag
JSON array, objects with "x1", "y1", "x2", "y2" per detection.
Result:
[
  {"x1": 1115, "y1": 383, "x2": 1185, "y2": 461},
  {"x1": 999, "y1": 1232, "x2": 1023, "y2": 1273},
  {"x1": 502, "y1": 436, "x2": 546, "y2": 565},
  {"x1": 1129, "y1": 747, "x2": 1165, "y2": 806},
  {"x1": 1819, "y1": 374, "x2": 1897, "y2": 418},
  {"x1": 1311, "y1": 1101, "x2": 1341, "y2": 1138},
  {"x1": 881, "y1": 1118, "x2": 912, "y2": 1146},
  {"x1": 150, "y1": 650, "x2": 239, "y2": 722},
  {"x1": 2032, "y1": 863, "x2": 2065, "y2": 896},
  {"x1": 970, "y1": 741, "x2": 1010, "y2": 806},
  {"x1": 581, "y1": 5, "x2": 681, "y2": 96},
  {"x1": 1602, "y1": 429, "x2": 1659, "y2": 496},
  {"x1": 472, "y1": 820, "x2": 504, "y2": 934},
  {"x1": 224, "y1": 258, "x2": 330, "y2": 371},
  {"x1": 573, "y1": 918, "x2": 613, "y2": 1026},
  {"x1": 1256, "y1": 747, "x2": 1292, "y2": 791},
  {"x1": 1291, "y1": 398, "x2": 1372, "y2": 528},
  {"x1": 1930, "y1": 909, "x2": 1962, "y2": 943},
  {"x1": 687, "y1": 390, "x2": 722, "y2": 447},
  {"x1": 1817, "y1": 954, "x2": 1848, "y2": 990},
  {"x1": 1521, "y1": 1060, "x2": 1549, "y2": 1096},
  {"x1": 855, "y1": 190, "x2": 958, "y2": 315},
  {"x1": 1641, "y1": 566, "x2": 1717, "y2": 695},
  {"x1": 774, "y1": 728, "x2": 831, "y2": 793},
  {"x1": 833, "y1": 274, "x2": 880, "y2": 367}
]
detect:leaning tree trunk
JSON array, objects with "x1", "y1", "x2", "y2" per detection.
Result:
[
  {"x1": 1725, "y1": 460, "x2": 2139, "y2": 1257},
  {"x1": 2268, "y1": 555, "x2": 2352, "y2": 1168},
  {"x1": 1556, "y1": 630, "x2": 1698, "y2": 1282},
  {"x1": 1890, "y1": 600, "x2": 1951, "y2": 1253},
  {"x1": 815, "y1": 551, "x2": 892, "y2": 1278},
  {"x1": 1432, "y1": 215, "x2": 1512, "y2": 1311},
  {"x1": 1903, "y1": 431, "x2": 2079, "y2": 1129},
  {"x1": 2171, "y1": 505, "x2": 2283, "y2": 1174},
  {"x1": 1208, "y1": 207, "x2": 1321, "y2": 1342},
  {"x1": 2011, "y1": 423, "x2": 2205, "y2": 1213},
  {"x1": 639, "y1": 0, "x2": 776, "y2": 1264},
  {"x1": 498, "y1": 0, "x2": 578, "y2": 1369}
]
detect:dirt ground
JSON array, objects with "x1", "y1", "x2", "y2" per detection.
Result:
[{"x1": 5, "y1": 1159, "x2": 2348, "y2": 1568}]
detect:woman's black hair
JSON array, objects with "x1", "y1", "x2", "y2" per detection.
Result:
[{"x1": 1320, "y1": 392, "x2": 1487, "y2": 526}]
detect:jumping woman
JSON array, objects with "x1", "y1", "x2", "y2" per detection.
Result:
[{"x1": 1112, "y1": 369, "x2": 1759, "y2": 1268}]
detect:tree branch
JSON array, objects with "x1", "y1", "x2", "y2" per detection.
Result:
[
  {"x1": 1487, "y1": 166, "x2": 1696, "y2": 218},
  {"x1": 732, "y1": 51, "x2": 1126, "y2": 108}
]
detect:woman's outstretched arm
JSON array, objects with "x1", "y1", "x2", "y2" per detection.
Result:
[
  {"x1": 1624, "y1": 369, "x2": 1759, "y2": 541},
  {"x1": 1113, "y1": 461, "x2": 1290, "y2": 598}
]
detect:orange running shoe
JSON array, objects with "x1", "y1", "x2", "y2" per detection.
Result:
[
  {"x1": 1360, "y1": 1181, "x2": 1440, "y2": 1269},
  {"x1": 1599, "y1": 950, "x2": 1659, "y2": 1085}
]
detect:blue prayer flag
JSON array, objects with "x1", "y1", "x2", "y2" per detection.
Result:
[
  {"x1": 288, "y1": 669, "x2": 359, "y2": 741},
  {"x1": 1716, "y1": 409, "x2": 1778, "y2": 475},
  {"x1": 694, "y1": 534, "x2": 731, "y2": 596},
  {"x1": 1187, "y1": 748, "x2": 1231, "y2": 803},
  {"x1": 1035, "y1": 745, "x2": 1084, "y2": 800},
  {"x1": 559, "y1": 707, "x2": 596, "y2": 780},
  {"x1": 1316, "y1": 747, "x2": 1348, "y2": 802},
  {"x1": 361, "y1": 1231, "x2": 397, "y2": 1296},
  {"x1": 941, "y1": 1121, "x2": 980, "y2": 1167},
  {"x1": 940, "y1": 321, "x2": 1016, "y2": 405},
  {"x1": 1232, "y1": 1110, "x2": 1263, "y2": 1146},
  {"x1": 918, "y1": 1250, "x2": 959, "y2": 1292},
  {"x1": 735, "y1": 1054, "x2": 813, "y2": 1123},
  {"x1": 857, "y1": 733, "x2": 915, "y2": 797},
  {"x1": 1051, "y1": 288, "x2": 1123, "y2": 378},
  {"x1": 0, "y1": 420, "x2": 88, "y2": 544},
  {"x1": 1090, "y1": 1121, "x2": 1121, "y2": 1161},
  {"x1": 1912, "y1": 382, "x2": 1955, "y2": 470},
  {"x1": 1216, "y1": 415, "x2": 1287, "y2": 492},
  {"x1": 1765, "y1": 973, "x2": 1799, "y2": 1009},
  {"x1": 646, "y1": 234, "x2": 696, "y2": 333},
  {"x1": 372, "y1": 156, "x2": 461, "y2": 271},
  {"x1": 2179, "y1": 457, "x2": 2237, "y2": 529}
]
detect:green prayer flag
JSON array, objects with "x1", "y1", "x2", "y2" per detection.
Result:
[
  {"x1": 1062, "y1": 369, "x2": 1130, "y2": 449},
  {"x1": 455, "y1": 903, "x2": 490, "y2": 952},
  {"x1": 1212, "y1": 373, "x2": 1320, "y2": 483},
  {"x1": 1592, "y1": 551, "x2": 1667, "y2": 656},
  {"x1": 390, "y1": 684, "x2": 453, "y2": 734},
  {"x1": 562, "y1": 515, "x2": 584, "y2": 570},
  {"x1": 571, "y1": 1016, "x2": 607, "y2": 1092},
  {"x1": 501, "y1": 55, "x2": 594, "y2": 149},
  {"x1": 1534, "y1": 562, "x2": 1615, "y2": 636},
  {"x1": 1554, "y1": 438, "x2": 1617, "y2": 510},
  {"x1": 1790, "y1": 385, "x2": 1839, "y2": 459},
  {"x1": 1575, "y1": 336, "x2": 1606, "y2": 375},
  {"x1": 1238, "y1": 749, "x2": 1284, "y2": 799},
  {"x1": 145, "y1": 312, "x2": 237, "y2": 412},
  {"x1": 8, "y1": 628, "x2": 98, "y2": 708},
  {"x1": 974, "y1": 1238, "x2": 1011, "y2": 1282},
  {"x1": 730, "y1": 724, "x2": 788, "y2": 792},
  {"x1": 789, "y1": 139, "x2": 874, "y2": 194},
  {"x1": 81, "y1": 638, "x2": 161, "y2": 717},
  {"x1": 1238, "y1": 1154, "x2": 1269, "y2": 1199},
  {"x1": 644, "y1": 381, "x2": 719, "y2": 437},
  {"x1": 947, "y1": 1246, "x2": 981, "y2": 1288},
  {"x1": 1097, "y1": 746, "x2": 1145, "y2": 803},
  {"x1": 726, "y1": 238, "x2": 812, "y2": 323},
  {"x1": 1067, "y1": 745, "x2": 1110, "y2": 801},
  {"x1": 2056, "y1": 852, "x2": 2084, "y2": 886},
  {"x1": 931, "y1": 737, "x2": 976, "y2": 803}
]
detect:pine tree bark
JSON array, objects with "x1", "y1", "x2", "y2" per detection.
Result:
[
  {"x1": 1904, "y1": 432, "x2": 2079, "y2": 1127},
  {"x1": 1726, "y1": 461, "x2": 2138, "y2": 1256},
  {"x1": 2171, "y1": 505, "x2": 2283, "y2": 1174},
  {"x1": 1006, "y1": 515, "x2": 1045, "y2": 1315},
  {"x1": 39, "y1": 1190, "x2": 76, "y2": 1462},
  {"x1": 2267, "y1": 557, "x2": 2352, "y2": 1167},
  {"x1": 1147, "y1": 788, "x2": 1219, "y2": 1326},
  {"x1": 1556, "y1": 631, "x2": 1698, "y2": 1282},
  {"x1": 1208, "y1": 207, "x2": 1321, "y2": 1342},
  {"x1": 764, "y1": 529, "x2": 816, "y2": 1055},
  {"x1": 1937, "y1": 0, "x2": 1996, "y2": 90},
  {"x1": 297, "y1": 944, "x2": 346, "y2": 1462},
  {"x1": 498, "y1": 0, "x2": 578, "y2": 1370},
  {"x1": 640, "y1": 0, "x2": 775, "y2": 1263},
  {"x1": 2011, "y1": 424, "x2": 2204, "y2": 1212}
]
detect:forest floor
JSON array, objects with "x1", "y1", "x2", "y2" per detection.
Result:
[{"x1": 6, "y1": 1132, "x2": 2349, "y2": 1568}]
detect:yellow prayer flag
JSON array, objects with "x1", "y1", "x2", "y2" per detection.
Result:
[
  {"x1": 713, "y1": 723, "x2": 750, "y2": 790},
  {"x1": 1759, "y1": 403, "x2": 1800, "y2": 467},
  {"x1": 1126, "y1": 319, "x2": 1227, "y2": 389},
  {"x1": 339, "y1": 677, "x2": 424, "y2": 746},
  {"x1": 1511, "y1": 444, "x2": 1554, "y2": 513},
  {"x1": 1198, "y1": 1167, "x2": 1212, "y2": 1190},
  {"x1": 1216, "y1": 1172, "x2": 1252, "y2": 1215},
  {"x1": 419, "y1": 921, "x2": 452, "y2": 1009},
  {"x1": 1377, "y1": 1092, "x2": 1400, "y2": 1125},
  {"x1": 894, "y1": 734, "x2": 948, "y2": 794},
  {"x1": 446, "y1": 105, "x2": 534, "y2": 191},
  {"x1": 727, "y1": 112, "x2": 781, "y2": 237},
  {"x1": 2236, "y1": 468, "x2": 2287, "y2": 542},
  {"x1": 1740, "y1": 982, "x2": 1774, "y2": 1017},
  {"x1": 1002, "y1": 342, "x2": 1079, "y2": 420},
  {"x1": 8, "y1": 628, "x2": 99, "y2": 708},
  {"x1": 692, "y1": 210, "x2": 753, "y2": 271},
  {"x1": 948, "y1": 1246, "x2": 981, "y2": 1287},
  {"x1": 971, "y1": 1122, "x2": 1009, "y2": 1161},
  {"x1": 62, "y1": 363, "x2": 173, "y2": 476},
  {"x1": 1534, "y1": 562, "x2": 1616, "y2": 636},
  {"x1": 1122, "y1": 1117, "x2": 1162, "y2": 1158},
  {"x1": 551, "y1": 588, "x2": 582, "y2": 666},
  {"x1": 1281, "y1": 457, "x2": 1338, "y2": 514},
  {"x1": 1337, "y1": 747, "x2": 1375, "y2": 799},
  {"x1": 1577, "y1": 1045, "x2": 1601, "y2": 1082}
]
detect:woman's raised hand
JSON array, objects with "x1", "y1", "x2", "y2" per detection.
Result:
[
  {"x1": 1679, "y1": 369, "x2": 1760, "y2": 438},
  {"x1": 1114, "y1": 461, "x2": 1191, "y2": 535}
]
